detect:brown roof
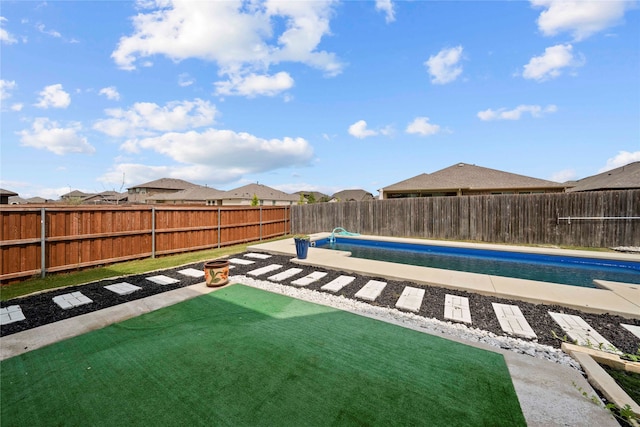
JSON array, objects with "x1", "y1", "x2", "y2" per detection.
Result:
[
  {"x1": 566, "y1": 162, "x2": 640, "y2": 192},
  {"x1": 224, "y1": 183, "x2": 298, "y2": 202},
  {"x1": 128, "y1": 178, "x2": 197, "y2": 191},
  {"x1": 382, "y1": 163, "x2": 566, "y2": 192},
  {"x1": 331, "y1": 189, "x2": 374, "y2": 201},
  {"x1": 149, "y1": 185, "x2": 225, "y2": 201}
]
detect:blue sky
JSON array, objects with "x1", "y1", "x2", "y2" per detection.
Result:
[{"x1": 1, "y1": 0, "x2": 639, "y2": 199}]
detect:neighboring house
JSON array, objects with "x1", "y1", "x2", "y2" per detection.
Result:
[
  {"x1": 146, "y1": 185, "x2": 226, "y2": 205},
  {"x1": 82, "y1": 191, "x2": 128, "y2": 205},
  {"x1": 214, "y1": 183, "x2": 298, "y2": 206},
  {"x1": 127, "y1": 178, "x2": 197, "y2": 203},
  {"x1": 8, "y1": 196, "x2": 51, "y2": 204},
  {"x1": 379, "y1": 163, "x2": 568, "y2": 199},
  {"x1": 294, "y1": 191, "x2": 330, "y2": 203},
  {"x1": 60, "y1": 190, "x2": 93, "y2": 203},
  {"x1": 330, "y1": 189, "x2": 375, "y2": 202},
  {"x1": 566, "y1": 161, "x2": 640, "y2": 192},
  {"x1": 0, "y1": 188, "x2": 18, "y2": 204}
]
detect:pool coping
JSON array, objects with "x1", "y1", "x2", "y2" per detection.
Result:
[{"x1": 248, "y1": 234, "x2": 640, "y2": 320}]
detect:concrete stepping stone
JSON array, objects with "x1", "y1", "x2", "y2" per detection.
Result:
[
  {"x1": 178, "y1": 268, "x2": 205, "y2": 278},
  {"x1": 248, "y1": 264, "x2": 283, "y2": 277},
  {"x1": 492, "y1": 303, "x2": 537, "y2": 339},
  {"x1": 53, "y1": 292, "x2": 93, "y2": 310},
  {"x1": 268, "y1": 268, "x2": 303, "y2": 282},
  {"x1": 146, "y1": 275, "x2": 180, "y2": 285},
  {"x1": 0, "y1": 305, "x2": 26, "y2": 325},
  {"x1": 355, "y1": 280, "x2": 387, "y2": 301},
  {"x1": 229, "y1": 258, "x2": 255, "y2": 265},
  {"x1": 621, "y1": 324, "x2": 640, "y2": 339},
  {"x1": 444, "y1": 294, "x2": 472, "y2": 324},
  {"x1": 291, "y1": 271, "x2": 328, "y2": 287},
  {"x1": 104, "y1": 282, "x2": 142, "y2": 296},
  {"x1": 321, "y1": 275, "x2": 356, "y2": 293},
  {"x1": 395, "y1": 286, "x2": 425, "y2": 312},
  {"x1": 549, "y1": 312, "x2": 616, "y2": 350},
  {"x1": 244, "y1": 253, "x2": 272, "y2": 259}
]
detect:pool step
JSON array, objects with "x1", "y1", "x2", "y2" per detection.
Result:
[
  {"x1": 549, "y1": 312, "x2": 617, "y2": 350},
  {"x1": 492, "y1": 303, "x2": 537, "y2": 339},
  {"x1": 444, "y1": 294, "x2": 472, "y2": 324}
]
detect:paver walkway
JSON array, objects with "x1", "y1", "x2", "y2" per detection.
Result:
[
  {"x1": 268, "y1": 268, "x2": 303, "y2": 282},
  {"x1": 395, "y1": 286, "x2": 425, "y2": 312},
  {"x1": 104, "y1": 282, "x2": 141, "y2": 296},
  {"x1": 444, "y1": 294, "x2": 472, "y2": 324},
  {"x1": 492, "y1": 303, "x2": 537, "y2": 339},
  {"x1": 355, "y1": 280, "x2": 387, "y2": 301},
  {"x1": 292, "y1": 272, "x2": 327, "y2": 286},
  {"x1": 321, "y1": 275, "x2": 355, "y2": 293},
  {"x1": 549, "y1": 312, "x2": 617, "y2": 350}
]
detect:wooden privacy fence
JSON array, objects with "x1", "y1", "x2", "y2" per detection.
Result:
[
  {"x1": 291, "y1": 190, "x2": 640, "y2": 248},
  {"x1": 0, "y1": 205, "x2": 291, "y2": 283}
]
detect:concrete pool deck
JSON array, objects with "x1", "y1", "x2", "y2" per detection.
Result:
[{"x1": 248, "y1": 234, "x2": 640, "y2": 320}]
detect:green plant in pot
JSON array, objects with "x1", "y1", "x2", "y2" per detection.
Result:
[{"x1": 293, "y1": 234, "x2": 310, "y2": 259}]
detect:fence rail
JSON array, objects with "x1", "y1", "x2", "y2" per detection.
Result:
[
  {"x1": 291, "y1": 190, "x2": 639, "y2": 248},
  {"x1": 1, "y1": 205, "x2": 291, "y2": 284}
]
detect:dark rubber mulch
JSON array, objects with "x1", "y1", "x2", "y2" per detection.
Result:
[{"x1": 2, "y1": 253, "x2": 639, "y2": 355}]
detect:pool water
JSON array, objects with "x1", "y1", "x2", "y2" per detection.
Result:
[{"x1": 314, "y1": 238, "x2": 640, "y2": 288}]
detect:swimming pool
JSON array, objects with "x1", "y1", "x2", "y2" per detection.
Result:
[{"x1": 313, "y1": 237, "x2": 640, "y2": 288}]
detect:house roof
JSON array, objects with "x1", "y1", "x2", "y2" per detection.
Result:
[
  {"x1": 294, "y1": 191, "x2": 329, "y2": 200},
  {"x1": 0, "y1": 188, "x2": 18, "y2": 197},
  {"x1": 61, "y1": 190, "x2": 93, "y2": 198},
  {"x1": 128, "y1": 178, "x2": 197, "y2": 191},
  {"x1": 382, "y1": 163, "x2": 566, "y2": 192},
  {"x1": 331, "y1": 189, "x2": 374, "y2": 201},
  {"x1": 149, "y1": 185, "x2": 226, "y2": 201},
  {"x1": 224, "y1": 183, "x2": 298, "y2": 202},
  {"x1": 566, "y1": 161, "x2": 640, "y2": 192}
]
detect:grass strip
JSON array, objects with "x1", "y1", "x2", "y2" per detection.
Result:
[{"x1": 1, "y1": 284, "x2": 525, "y2": 426}]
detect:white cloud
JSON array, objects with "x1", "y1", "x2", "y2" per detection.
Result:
[
  {"x1": 111, "y1": 1, "x2": 342, "y2": 97},
  {"x1": 99, "y1": 86, "x2": 120, "y2": 100},
  {"x1": 522, "y1": 44, "x2": 584, "y2": 81},
  {"x1": 375, "y1": 0, "x2": 396, "y2": 23},
  {"x1": 405, "y1": 117, "x2": 441, "y2": 136},
  {"x1": 477, "y1": 104, "x2": 558, "y2": 121},
  {"x1": 100, "y1": 128, "x2": 314, "y2": 186},
  {"x1": 1, "y1": 16, "x2": 18, "y2": 44},
  {"x1": 531, "y1": 0, "x2": 634, "y2": 41},
  {"x1": 425, "y1": 46, "x2": 463, "y2": 85},
  {"x1": 0, "y1": 79, "x2": 16, "y2": 100},
  {"x1": 178, "y1": 72, "x2": 194, "y2": 87},
  {"x1": 94, "y1": 98, "x2": 217, "y2": 137},
  {"x1": 599, "y1": 151, "x2": 640, "y2": 172},
  {"x1": 214, "y1": 71, "x2": 294, "y2": 97},
  {"x1": 35, "y1": 84, "x2": 71, "y2": 109},
  {"x1": 550, "y1": 169, "x2": 576, "y2": 182},
  {"x1": 18, "y1": 117, "x2": 95, "y2": 155},
  {"x1": 348, "y1": 120, "x2": 378, "y2": 139},
  {"x1": 11, "y1": 103, "x2": 23, "y2": 111},
  {"x1": 36, "y1": 23, "x2": 61, "y2": 38}
]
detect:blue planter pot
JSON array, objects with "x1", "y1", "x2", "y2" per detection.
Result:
[{"x1": 294, "y1": 238, "x2": 310, "y2": 259}]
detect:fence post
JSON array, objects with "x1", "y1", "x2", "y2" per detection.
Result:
[
  {"x1": 259, "y1": 206, "x2": 263, "y2": 241},
  {"x1": 40, "y1": 207, "x2": 46, "y2": 278},
  {"x1": 217, "y1": 207, "x2": 221, "y2": 249},
  {"x1": 151, "y1": 206, "x2": 156, "y2": 259}
]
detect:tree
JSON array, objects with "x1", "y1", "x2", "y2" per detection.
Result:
[
  {"x1": 307, "y1": 193, "x2": 316, "y2": 204},
  {"x1": 251, "y1": 194, "x2": 259, "y2": 206}
]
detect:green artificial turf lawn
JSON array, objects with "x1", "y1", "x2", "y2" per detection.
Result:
[{"x1": 1, "y1": 284, "x2": 526, "y2": 426}]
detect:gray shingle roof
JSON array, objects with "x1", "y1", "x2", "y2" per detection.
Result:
[
  {"x1": 382, "y1": 163, "x2": 566, "y2": 192},
  {"x1": 128, "y1": 178, "x2": 197, "y2": 191},
  {"x1": 224, "y1": 183, "x2": 298, "y2": 202},
  {"x1": 149, "y1": 185, "x2": 225, "y2": 201},
  {"x1": 0, "y1": 188, "x2": 18, "y2": 197},
  {"x1": 331, "y1": 189, "x2": 374, "y2": 201},
  {"x1": 567, "y1": 161, "x2": 640, "y2": 192}
]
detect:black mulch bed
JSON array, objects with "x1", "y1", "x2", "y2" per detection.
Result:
[{"x1": 2, "y1": 253, "x2": 639, "y2": 355}]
